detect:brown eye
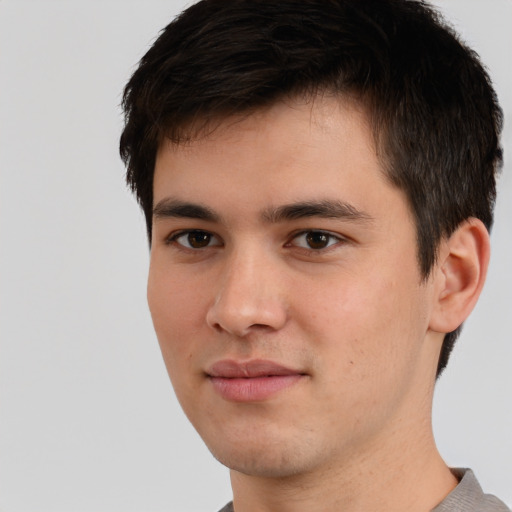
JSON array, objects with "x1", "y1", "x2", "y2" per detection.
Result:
[
  {"x1": 290, "y1": 230, "x2": 342, "y2": 251},
  {"x1": 305, "y1": 232, "x2": 329, "y2": 249},
  {"x1": 170, "y1": 230, "x2": 222, "y2": 249},
  {"x1": 187, "y1": 231, "x2": 212, "y2": 248}
]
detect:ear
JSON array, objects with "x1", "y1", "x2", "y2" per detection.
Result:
[{"x1": 429, "y1": 218, "x2": 490, "y2": 334}]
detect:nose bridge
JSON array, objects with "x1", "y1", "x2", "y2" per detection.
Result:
[{"x1": 206, "y1": 241, "x2": 287, "y2": 336}]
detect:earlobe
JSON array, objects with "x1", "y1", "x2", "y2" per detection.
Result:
[{"x1": 429, "y1": 218, "x2": 490, "y2": 334}]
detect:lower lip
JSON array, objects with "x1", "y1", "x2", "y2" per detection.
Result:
[{"x1": 209, "y1": 375, "x2": 303, "y2": 402}]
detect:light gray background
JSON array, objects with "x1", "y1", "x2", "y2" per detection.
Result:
[{"x1": 0, "y1": 1, "x2": 510, "y2": 511}]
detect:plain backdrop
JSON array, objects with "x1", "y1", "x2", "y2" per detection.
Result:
[{"x1": 0, "y1": 1, "x2": 510, "y2": 511}]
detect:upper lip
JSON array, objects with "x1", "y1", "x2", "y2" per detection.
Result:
[{"x1": 207, "y1": 359, "x2": 303, "y2": 378}]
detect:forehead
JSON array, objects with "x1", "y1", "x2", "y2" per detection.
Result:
[
  {"x1": 152, "y1": 96, "x2": 408, "y2": 234},
  {"x1": 153, "y1": 96, "x2": 390, "y2": 209}
]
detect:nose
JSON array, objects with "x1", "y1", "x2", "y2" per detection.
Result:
[{"x1": 206, "y1": 248, "x2": 288, "y2": 337}]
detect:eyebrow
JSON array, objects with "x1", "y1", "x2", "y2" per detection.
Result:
[
  {"x1": 153, "y1": 198, "x2": 220, "y2": 222},
  {"x1": 152, "y1": 197, "x2": 374, "y2": 225},
  {"x1": 261, "y1": 199, "x2": 374, "y2": 224}
]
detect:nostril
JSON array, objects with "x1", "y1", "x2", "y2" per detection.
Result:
[{"x1": 249, "y1": 323, "x2": 273, "y2": 331}]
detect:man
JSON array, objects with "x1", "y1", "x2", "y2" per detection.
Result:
[{"x1": 119, "y1": 1, "x2": 508, "y2": 510}]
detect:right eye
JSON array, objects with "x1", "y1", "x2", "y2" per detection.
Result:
[{"x1": 167, "y1": 230, "x2": 222, "y2": 249}]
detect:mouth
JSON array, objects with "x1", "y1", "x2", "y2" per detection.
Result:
[{"x1": 206, "y1": 359, "x2": 307, "y2": 402}]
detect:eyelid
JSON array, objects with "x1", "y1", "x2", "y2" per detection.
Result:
[
  {"x1": 287, "y1": 229, "x2": 348, "y2": 250},
  {"x1": 163, "y1": 228, "x2": 348, "y2": 252},
  {"x1": 165, "y1": 229, "x2": 223, "y2": 249}
]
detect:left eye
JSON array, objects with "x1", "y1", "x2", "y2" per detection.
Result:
[{"x1": 290, "y1": 231, "x2": 341, "y2": 250}]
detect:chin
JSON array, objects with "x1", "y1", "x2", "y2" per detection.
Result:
[
  {"x1": 214, "y1": 450, "x2": 305, "y2": 478},
  {"x1": 205, "y1": 435, "x2": 322, "y2": 478}
]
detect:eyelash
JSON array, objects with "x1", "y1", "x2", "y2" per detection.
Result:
[
  {"x1": 165, "y1": 229, "x2": 347, "y2": 253},
  {"x1": 286, "y1": 230, "x2": 346, "y2": 252},
  {"x1": 165, "y1": 230, "x2": 223, "y2": 250}
]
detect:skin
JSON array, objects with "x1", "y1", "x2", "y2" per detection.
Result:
[{"x1": 148, "y1": 96, "x2": 489, "y2": 512}]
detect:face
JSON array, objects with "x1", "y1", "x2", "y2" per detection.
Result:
[{"x1": 148, "y1": 97, "x2": 442, "y2": 479}]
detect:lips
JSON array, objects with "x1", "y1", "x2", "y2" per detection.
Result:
[{"x1": 206, "y1": 359, "x2": 305, "y2": 402}]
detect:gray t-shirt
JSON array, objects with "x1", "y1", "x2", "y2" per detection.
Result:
[{"x1": 218, "y1": 468, "x2": 510, "y2": 512}]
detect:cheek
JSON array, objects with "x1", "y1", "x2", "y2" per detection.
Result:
[
  {"x1": 300, "y1": 273, "x2": 431, "y2": 440},
  {"x1": 147, "y1": 265, "x2": 208, "y2": 367},
  {"x1": 146, "y1": 268, "x2": 210, "y2": 417},
  {"x1": 302, "y1": 268, "x2": 428, "y2": 376}
]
